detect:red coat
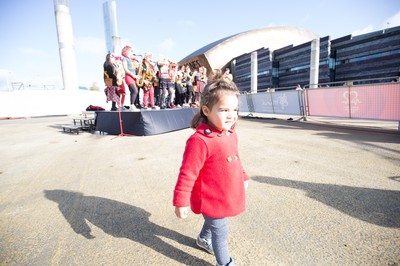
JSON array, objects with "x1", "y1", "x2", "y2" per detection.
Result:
[{"x1": 173, "y1": 123, "x2": 249, "y2": 218}]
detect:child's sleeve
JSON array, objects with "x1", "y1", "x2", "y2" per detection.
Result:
[
  {"x1": 242, "y1": 169, "x2": 249, "y2": 181},
  {"x1": 173, "y1": 136, "x2": 207, "y2": 207},
  {"x1": 235, "y1": 132, "x2": 249, "y2": 182}
]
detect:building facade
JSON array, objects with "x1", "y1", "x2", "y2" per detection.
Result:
[
  {"x1": 230, "y1": 26, "x2": 400, "y2": 91},
  {"x1": 179, "y1": 26, "x2": 400, "y2": 92}
]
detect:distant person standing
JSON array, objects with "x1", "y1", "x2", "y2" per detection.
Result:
[
  {"x1": 196, "y1": 66, "x2": 207, "y2": 103},
  {"x1": 140, "y1": 52, "x2": 159, "y2": 109},
  {"x1": 168, "y1": 63, "x2": 178, "y2": 108},
  {"x1": 174, "y1": 65, "x2": 187, "y2": 107},
  {"x1": 103, "y1": 53, "x2": 119, "y2": 111},
  {"x1": 114, "y1": 55, "x2": 126, "y2": 108},
  {"x1": 157, "y1": 56, "x2": 175, "y2": 109},
  {"x1": 185, "y1": 65, "x2": 196, "y2": 106},
  {"x1": 197, "y1": 66, "x2": 207, "y2": 93},
  {"x1": 121, "y1": 45, "x2": 140, "y2": 111}
]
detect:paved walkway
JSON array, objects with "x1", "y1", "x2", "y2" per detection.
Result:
[
  {"x1": 240, "y1": 112, "x2": 400, "y2": 133},
  {"x1": 0, "y1": 115, "x2": 399, "y2": 265}
]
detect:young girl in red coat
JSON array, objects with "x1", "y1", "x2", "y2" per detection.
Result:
[{"x1": 173, "y1": 70, "x2": 249, "y2": 266}]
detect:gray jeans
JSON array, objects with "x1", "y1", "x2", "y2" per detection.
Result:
[{"x1": 200, "y1": 215, "x2": 230, "y2": 265}]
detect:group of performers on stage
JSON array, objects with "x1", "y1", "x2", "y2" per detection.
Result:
[{"x1": 103, "y1": 45, "x2": 208, "y2": 111}]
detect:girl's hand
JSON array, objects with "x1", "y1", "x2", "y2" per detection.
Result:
[{"x1": 175, "y1": 206, "x2": 189, "y2": 219}]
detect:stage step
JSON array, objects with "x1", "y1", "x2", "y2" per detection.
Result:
[{"x1": 62, "y1": 124, "x2": 82, "y2": 134}]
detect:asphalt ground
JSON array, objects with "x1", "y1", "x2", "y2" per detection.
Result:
[{"x1": 0, "y1": 114, "x2": 399, "y2": 265}]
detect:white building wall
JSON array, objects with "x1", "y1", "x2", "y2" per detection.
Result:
[{"x1": 0, "y1": 90, "x2": 108, "y2": 118}]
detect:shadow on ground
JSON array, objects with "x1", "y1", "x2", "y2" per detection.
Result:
[
  {"x1": 252, "y1": 176, "x2": 400, "y2": 228},
  {"x1": 242, "y1": 116, "x2": 400, "y2": 143},
  {"x1": 44, "y1": 190, "x2": 211, "y2": 265}
]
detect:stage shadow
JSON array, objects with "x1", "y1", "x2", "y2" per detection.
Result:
[
  {"x1": 44, "y1": 190, "x2": 211, "y2": 265},
  {"x1": 252, "y1": 176, "x2": 400, "y2": 228}
]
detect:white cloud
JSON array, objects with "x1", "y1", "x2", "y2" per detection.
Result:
[
  {"x1": 159, "y1": 38, "x2": 175, "y2": 51},
  {"x1": 19, "y1": 47, "x2": 47, "y2": 57},
  {"x1": 74, "y1": 36, "x2": 106, "y2": 55},
  {"x1": 298, "y1": 15, "x2": 310, "y2": 25},
  {"x1": 178, "y1": 19, "x2": 195, "y2": 27},
  {"x1": 351, "y1": 24, "x2": 375, "y2": 37},
  {"x1": 384, "y1": 10, "x2": 400, "y2": 28},
  {"x1": 351, "y1": 10, "x2": 400, "y2": 37}
]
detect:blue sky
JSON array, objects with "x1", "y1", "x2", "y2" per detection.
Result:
[{"x1": 0, "y1": 0, "x2": 399, "y2": 90}]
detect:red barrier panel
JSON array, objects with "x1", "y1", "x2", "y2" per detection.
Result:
[{"x1": 305, "y1": 83, "x2": 400, "y2": 121}]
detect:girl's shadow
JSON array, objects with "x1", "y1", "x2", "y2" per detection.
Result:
[{"x1": 44, "y1": 189, "x2": 211, "y2": 265}]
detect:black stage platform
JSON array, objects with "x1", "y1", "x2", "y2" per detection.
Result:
[{"x1": 95, "y1": 108, "x2": 198, "y2": 136}]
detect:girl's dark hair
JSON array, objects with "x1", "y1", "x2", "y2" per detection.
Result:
[
  {"x1": 103, "y1": 53, "x2": 113, "y2": 68},
  {"x1": 190, "y1": 69, "x2": 240, "y2": 128}
]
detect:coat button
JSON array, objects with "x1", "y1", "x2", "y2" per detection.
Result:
[
  {"x1": 227, "y1": 156, "x2": 232, "y2": 162},
  {"x1": 204, "y1": 129, "x2": 212, "y2": 135}
]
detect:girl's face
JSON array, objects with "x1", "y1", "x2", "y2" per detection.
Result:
[{"x1": 202, "y1": 94, "x2": 238, "y2": 131}]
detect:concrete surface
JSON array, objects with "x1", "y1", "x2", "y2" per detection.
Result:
[{"x1": 0, "y1": 114, "x2": 399, "y2": 265}]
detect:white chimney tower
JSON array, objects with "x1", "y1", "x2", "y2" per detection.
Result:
[
  {"x1": 53, "y1": 0, "x2": 79, "y2": 90},
  {"x1": 103, "y1": 0, "x2": 120, "y2": 54}
]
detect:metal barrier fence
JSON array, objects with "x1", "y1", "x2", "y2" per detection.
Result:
[
  {"x1": 239, "y1": 90, "x2": 304, "y2": 116},
  {"x1": 239, "y1": 82, "x2": 400, "y2": 121}
]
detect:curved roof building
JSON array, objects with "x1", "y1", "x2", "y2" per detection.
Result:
[{"x1": 179, "y1": 26, "x2": 319, "y2": 71}]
